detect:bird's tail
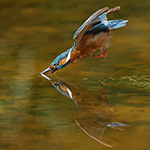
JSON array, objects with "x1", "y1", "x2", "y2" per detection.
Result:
[{"x1": 107, "y1": 19, "x2": 128, "y2": 29}]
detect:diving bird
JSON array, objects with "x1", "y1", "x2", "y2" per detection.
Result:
[{"x1": 40, "y1": 6, "x2": 128, "y2": 74}]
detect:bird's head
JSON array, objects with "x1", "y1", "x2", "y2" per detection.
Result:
[{"x1": 40, "y1": 48, "x2": 72, "y2": 74}]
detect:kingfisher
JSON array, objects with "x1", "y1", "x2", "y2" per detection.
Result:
[{"x1": 40, "y1": 6, "x2": 128, "y2": 74}]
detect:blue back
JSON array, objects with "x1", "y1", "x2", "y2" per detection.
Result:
[{"x1": 73, "y1": 7, "x2": 128, "y2": 40}]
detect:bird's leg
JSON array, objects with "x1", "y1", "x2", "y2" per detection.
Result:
[{"x1": 93, "y1": 48, "x2": 108, "y2": 59}]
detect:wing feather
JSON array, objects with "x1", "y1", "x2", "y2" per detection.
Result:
[
  {"x1": 73, "y1": 6, "x2": 120, "y2": 47},
  {"x1": 73, "y1": 7, "x2": 109, "y2": 46}
]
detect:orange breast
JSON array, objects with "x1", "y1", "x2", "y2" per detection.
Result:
[{"x1": 70, "y1": 29, "x2": 114, "y2": 64}]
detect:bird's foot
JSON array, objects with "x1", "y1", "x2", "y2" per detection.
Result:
[{"x1": 93, "y1": 49, "x2": 108, "y2": 59}]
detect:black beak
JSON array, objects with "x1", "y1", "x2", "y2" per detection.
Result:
[
  {"x1": 39, "y1": 67, "x2": 57, "y2": 74},
  {"x1": 39, "y1": 67, "x2": 51, "y2": 74}
]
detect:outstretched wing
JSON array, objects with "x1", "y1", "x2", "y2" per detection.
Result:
[{"x1": 73, "y1": 6, "x2": 120, "y2": 46}]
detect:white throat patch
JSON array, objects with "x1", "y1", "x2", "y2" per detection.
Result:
[{"x1": 66, "y1": 49, "x2": 72, "y2": 62}]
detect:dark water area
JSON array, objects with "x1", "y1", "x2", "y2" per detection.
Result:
[{"x1": 0, "y1": 0, "x2": 150, "y2": 150}]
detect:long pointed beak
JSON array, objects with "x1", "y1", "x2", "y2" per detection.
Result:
[{"x1": 39, "y1": 67, "x2": 51, "y2": 74}]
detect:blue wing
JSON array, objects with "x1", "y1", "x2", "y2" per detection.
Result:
[
  {"x1": 73, "y1": 6, "x2": 121, "y2": 46},
  {"x1": 73, "y1": 7, "x2": 109, "y2": 40},
  {"x1": 85, "y1": 19, "x2": 128, "y2": 36},
  {"x1": 84, "y1": 23, "x2": 109, "y2": 35},
  {"x1": 107, "y1": 19, "x2": 128, "y2": 29}
]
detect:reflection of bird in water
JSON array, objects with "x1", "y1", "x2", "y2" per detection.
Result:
[
  {"x1": 41, "y1": 74, "x2": 130, "y2": 147},
  {"x1": 40, "y1": 6, "x2": 128, "y2": 74}
]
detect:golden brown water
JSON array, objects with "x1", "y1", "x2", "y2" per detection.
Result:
[{"x1": 0, "y1": 0, "x2": 150, "y2": 150}]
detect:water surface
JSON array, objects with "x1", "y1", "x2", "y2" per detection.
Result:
[{"x1": 0, "y1": 0, "x2": 150, "y2": 150}]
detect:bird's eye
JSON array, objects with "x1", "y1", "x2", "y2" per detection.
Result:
[{"x1": 53, "y1": 62, "x2": 59, "y2": 68}]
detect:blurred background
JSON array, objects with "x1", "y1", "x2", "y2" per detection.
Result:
[{"x1": 0, "y1": 0, "x2": 150, "y2": 150}]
